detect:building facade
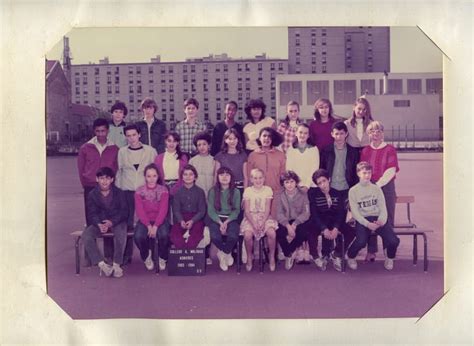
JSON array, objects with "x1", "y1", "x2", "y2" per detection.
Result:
[
  {"x1": 276, "y1": 72, "x2": 443, "y2": 141},
  {"x1": 288, "y1": 27, "x2": 390, "y2": 74},
  {"x1": 70, "y1": 53, "x2": 288, "y2": 128},
  {"x1": 46, "y1": 60, "x2": 71, "y2": 144}
]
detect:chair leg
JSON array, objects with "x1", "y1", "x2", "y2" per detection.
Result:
[
  {"x1": 259, "y1": 238, "x2": 264, "y2": 273},
  {"x1": 155, "y1": 238, "x2": 160, "y2": 274},
  {"x1": 413, "y1": 234, "x2": 418, "y2": 265},
  {"x1": 237, "y1": 236, "x2": 242, "y2": 273},
  {"x1": 340, "y1": 234, "x2": 346, "y2": 273},
  {"x1": 75, "y1": 237, "x2": 81, "y2": 274},
  {"x1": 422, "y1": 233, "x2": 428, "y2": 272}
]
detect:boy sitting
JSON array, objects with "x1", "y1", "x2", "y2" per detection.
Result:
[
  {"x1": 346, "y1": 162, "x2": 400, "y2": 271},
  {"x1": 82, "y1": 167, "x2": 128, "y2": 278}
]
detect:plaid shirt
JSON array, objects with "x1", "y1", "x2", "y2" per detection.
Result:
[
  {"x1": 175, "y1": 119, "x2": 207, "y2": 155},
  {"x1": 277, "y1": 120, "x2": 301, "y2": 152}
]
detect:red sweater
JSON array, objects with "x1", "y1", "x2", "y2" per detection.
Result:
[
  {"x1": 360, "y1": 144, "x2": 399, "y2": 183},
  {"x1": 134, "y1": 184, "x2": 169, "y2": 226},
  {"x1": 309, "y1": 118, "x2": 336, "y2": 151},
  {"x1": 77, "y1": 140, "x2": 119, "y2": 187}
]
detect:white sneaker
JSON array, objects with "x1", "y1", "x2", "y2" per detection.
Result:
[
  {"x1": 112, "y1": 263, "x2": 123, "y2": 278},
  {"x1": 277, "y1": 246, "x2": 285, "y2": 261},
  {"x1": 347, "y1": 258, "x2": 358, "y2": 270},
  {"x1": 225, "y1": 253, "x2": 234, "y2": 267},
  {"x1": 384, "y1": 258, "x2": 394, "y2": 271},
  {"x1": 314, "y1": 257, "x2": 328, "y2": 271},
  {"x1": 144, "y1": 250, "x2": 154, "y2": 271},
  {"x1": 331, "y1": 256, "x2": 342, "y2": 272},
  {"x1": 241, "y1": 244, "x2": 247, "y2": 264},
  {"x1": 158, "y1": 257, "x2": 167, "y2": 271},
  {"x1": 217, "y1": 250, "x2": 228, "y2": 271},
  {"x1": 295, "y1": 248, "x2": 305, "y2": 262},
  {"x1": 98, "y1": 261, "x2": 113, "y2": 277},
  {"x1": 303, "y1": 249, "x2": 311, "y2": 262},
  {"x1": 285, "y1": 256, "x2": 295, "y2": 270}
]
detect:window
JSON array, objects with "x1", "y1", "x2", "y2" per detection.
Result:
[
  {"x1": 279, "y1": 81, "x2": 302, "y2": 105},
  {"x1": 115, "y1": 76, "x2": 119, "y2": 83},
  {"x1": 129, "y1": 86, "x2": 133, "y2": 93},
  {"x1": 183, "y1": 65, "x2": 188, "y2": 73},
  {"x1": 223, "y1": 64, "x2": 227, "y2": 72},
  {"x1": 95, "y1": 86, "x2": 100, "y2": 94},
  {"x1": 94, "y1": 67, "x2": 99, "y2": 75},
  {"x1": 107, "y1": 76, "x2": 111, "y2": 84},
  {"x1": 168, "y1": 66, "x2": 173, "y2": 73},
  {"x1": 128, "y1": 67, "x2": 133, "y2": 74},
  {"x1": 360, "y1": 79, "x2": 376, "y2": 95},
  {"x1": 407, "y1": 79, "x2": 422, "y2": 94},
  {"x1": 394, "y1": 100, "x2": 411, "y2": 107},
  {"x1": 380, "y1": 79, "x2": 403, "y2": 95},
  {"x1": 83, "y1": 76, "x2": 88, "y2": 84},
  {"x1": 258, "y1": 63, "x2": 262, "y2": 71},
  {"x1": 115, "y1": 66, "x2": 119, "y2": 74},
  {"x1": 107, "y1": 86, "x2": 112, "y2": 94},
  {"x1": 270, "y1": 63, "x2": 275, "y2": 71},
  {"x1": 75, "y1": 77, "x2": 80, "y2": 85},
  {"x1": 136, "y1": 66, "x2": 141, "y2": 74},
  {"x1": 333, "y1": 80, "x2": 356, "y2": 105},
  {"x1": 148, "y1": 66, "x2": 153, "y2": 74},
  {"x1": 307, "y1": 80, "x2": 329, "y2": 104},
  {"x1": 115, "y1": 85, "x2": 120, "y2": 93},
  {"x1": 137, "y1": 85, "x2": 142, "y2": 94}
]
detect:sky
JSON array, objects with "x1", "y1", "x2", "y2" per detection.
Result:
[{"x1": 46, "y1": 26, "x2": 442, "y2": 73}]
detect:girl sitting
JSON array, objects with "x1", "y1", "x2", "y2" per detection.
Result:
[
  {"x1": 169, "y1": 164, "x2": 206, "y2": 249},
  {"x1": 207, "y1": 166, "x2": 241, "y2": 271},
  {"x1": 240, "y1": 168, "x2": 278, "y2": 271}
]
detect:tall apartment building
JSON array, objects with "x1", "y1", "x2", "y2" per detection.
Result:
[
  {"x1": 288, "y1": 27, "x2": 390, "y2": 74},
  {"x1": 70, "y1": 53, "x2": 288, "y2": 128}
]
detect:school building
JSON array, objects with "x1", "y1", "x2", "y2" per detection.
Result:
[
  {"x1": 276, "y1": 72, "x2": 443, "y2": 141},
  {"x1": 288, "y1": 26, "x2": 390, "y2": 74},
  {"x1": 69, "y1": 53, "x2": 288, "y2": 129}
]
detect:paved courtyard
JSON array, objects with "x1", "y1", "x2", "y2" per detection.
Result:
[{"x1": 46, "y1": 152, "x2": 443, "y2": 319}]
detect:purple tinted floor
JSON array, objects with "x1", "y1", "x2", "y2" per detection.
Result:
[{"x1": 47, "y1": 258, "x2": 443, "y2": 320}]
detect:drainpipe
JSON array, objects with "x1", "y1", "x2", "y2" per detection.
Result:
[{"x1": 383, "y1": 70, "x2": 388, "y2": 95}]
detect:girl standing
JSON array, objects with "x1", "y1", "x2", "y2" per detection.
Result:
[
  {"x1": 189, "y1": 131, "x2": 217, "y2": 198},
  {"x1": 309, "y1": 98, "x2": 337, "y2": 151},
  {"x1": 240, "y1": 168, "x2": 278, "y2": 271},
  {"x1": 207, "y1": 167, "x2": 241, "y2": 271},
  {"x1": 246, "y1": 127, "x2": 286, "y2": 218},
  {"x1": 277, "y1": 100, "x2": 303, "y2": 153},
  {"x1": 285, "y1": 123, "x2": 320, "y2": 191},
  {"x1": 134, "y1": 163, "x2": 170, "y2": 271},
  {"x1": 214, "y1": 128, "x2": 248, "y2": 192},
  {"x1": 242, "y1": 99, "x2": 276, "y2": 152},
  {"x1": 344, "y1": 97, "x2": 374, "y2": 150},
  {"x1": 154, "y1": 131, "x2": 188, "y2": 195}
]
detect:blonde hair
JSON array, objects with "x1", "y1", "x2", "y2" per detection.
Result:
[
  {"x1": 366, "y1": 120, "x2": 384, "y2": 134},
  {"x1": 250, "y1": 168, "x2": 265, "y2": 179}
]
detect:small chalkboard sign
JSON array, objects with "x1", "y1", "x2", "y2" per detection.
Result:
[{"x1": 167, "y1": 248, "x2": 206, "y2": 276}]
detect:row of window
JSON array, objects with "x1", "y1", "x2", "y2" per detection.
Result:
[
  {"x1": 74, "y1": 62, "x2": 285, "y2": 78},
  {"x1": 279, "y1": 78, "x2": 443, "y2": 106}
]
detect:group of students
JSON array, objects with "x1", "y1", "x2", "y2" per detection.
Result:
[{"x1": 77, "y1": 95, "x2": 401, "y2": 278}]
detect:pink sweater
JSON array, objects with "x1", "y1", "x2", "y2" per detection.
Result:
[{"x1": 134, "y1": 184, "x2": 169, "y2": 226}]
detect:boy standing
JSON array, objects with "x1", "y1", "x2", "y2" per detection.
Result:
[
  {"x1": 210, "y1": 101, "x2": 244, "y2": 156},
  {"x1": 346, "y1": 162, "x2": 400, "y2": 271},
  {"x1": 175, "y1": 98, "x2": 207, "y2": 158},
  {"x1": 116, "y1": 124, "x2": 157, "y2": 263},
  {"x1": 77, "y1": 118, "x2": 119, "y2": 226},
  {"x1": 135, "y1": 98, "x2": 167, "y2": 154},
  {"x1": 82, "y1": 167, "x2": 128, "y2": 278},
  {"x1": 108, "y1": 101, "x2": 128, "y2": 148},
  {"x1": 320, "y1": 121, "x2": 359, "y2": 201}
]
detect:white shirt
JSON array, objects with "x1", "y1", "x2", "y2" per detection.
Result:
[{"x1": 163, "y1": 151, "x2": 179, "y2": 180}]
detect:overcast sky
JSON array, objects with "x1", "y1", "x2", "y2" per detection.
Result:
[{"x1": 46, "y1": 26, "x2": 442, "y2": 73}]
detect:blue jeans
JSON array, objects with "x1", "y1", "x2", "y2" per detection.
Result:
[
  {"x1": 209, "y1": 220, "x2": 240, "y2": 254},
  {"x1": 133, "y1": 220, "x2": 170, "y2": 261},
  {"x1": 347, "y1": 216, "x2": 400, "y2": 259},
  {"x1": 83, "y1": 222, "x2": 128, "y2": 265}
]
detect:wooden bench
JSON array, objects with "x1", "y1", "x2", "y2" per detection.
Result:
[
  {"x1": 393, "y1": 228, "x2": 432, "y2": 272},
  {"x1": 395, "y1": 195, "x2": 416, "y2": 228},
  {"x1": 70, "y1": 230, "x2": 158, "y2": 274}
]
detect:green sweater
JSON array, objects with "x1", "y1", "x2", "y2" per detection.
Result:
[{"x1": 207, "y1": 187, "x2": 241, "y2": 223}]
